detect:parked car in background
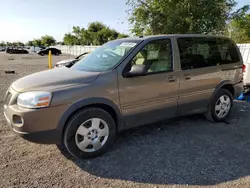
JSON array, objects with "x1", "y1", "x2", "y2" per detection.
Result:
[
  {"x1": 54, "y1": 52, "x2": 89, "y2": 68},
  {"x1": 4, "y1": 35, "x2": 243, "y2": 159},
  {"x1": 0, "y1": 47, "x2": 6, "y2": 51},
  {"x1": 37, "y1": 47, "x2": 61, "y2": 56},
  {"x1": 6, "y1": 47, "x2": 29, "y2": 54},
  {"x1": 241, "y1": 45, "x2": 250, "y2": 93}
]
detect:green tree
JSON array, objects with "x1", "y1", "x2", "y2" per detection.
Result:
[
  {"x1": 55, "y1": 41, "x2": 64, "y2": 45},
  {"x1": 41, "y1": 35, "x2": 56, "y2": 47},
  {"x1": 63, "y1": 33, "x2": 79, "y2": 45},
  {"x1": 16, "y1": 42, "x2": 24, "y2": 47},
  {"x1": 26, "y1": 41, "x2": 34, "y2": 46},
  {"x1": 12, "y1": 42, "x2": 18, "y2": 47},
  {"x1": 6, "y1": 42, "x2": 13, "y2": 46},
  {"x1": 81, "y1": 30, "x2": 93, "y2": 45},
  {"x1": 88, "y1": 22, "x2": 106, "y2": 33},
  {"x1": 118, "y1": 33, "x2": 129, "y2": 39},
  {"x1": 63, "y1": 21, "x2": 130, "y2": 45},
  {"x1": 127, "y1": 0, "x2": 236, "y2": 35},
  {"x1": 71, "y1": 26, "x2": 82, "y2": 44},
  {"x1": 0, "y1": 41, "x2": 6, "y2": 47},
  {"x1": 33, "y1": 39, "x2": 42, "y2": 47},
  {"x1": 226, "y1": 5, "x2": 250, "y2": 43}
]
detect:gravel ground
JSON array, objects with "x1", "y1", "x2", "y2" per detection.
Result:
[{"x1": 1, "y1": 52, "x2": 250, "y2": 188}]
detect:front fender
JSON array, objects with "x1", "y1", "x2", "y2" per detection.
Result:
[{"x1": 56, "y1": 97, "x2": 123, "y2": 138}]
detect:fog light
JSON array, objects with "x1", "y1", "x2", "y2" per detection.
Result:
[{"x1": 12, "y1": 115, "x2": 23, "y2": 126}]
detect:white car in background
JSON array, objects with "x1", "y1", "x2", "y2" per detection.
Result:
[
  {"x1": 243, "y1": 62, "x2": 250, "y2": 93},
  {"x1": 54, "y1": 52, "x2": 89, "y2": 68},
  {"x1": 238, "y1": 44, "x2": 250, "y2": 93}
]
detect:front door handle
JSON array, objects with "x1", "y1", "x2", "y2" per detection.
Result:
[{"x1": 168, "y1": 76, "x2": 177, "y2": 82}]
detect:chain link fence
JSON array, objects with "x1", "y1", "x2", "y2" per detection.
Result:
[{"x1": 52, "y1": 45, "x2": 99, "y2": 56}]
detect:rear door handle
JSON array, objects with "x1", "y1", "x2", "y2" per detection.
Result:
[
  {"x1": 184, "y1": 74, "x2": 191, "y2": 80},
  {"x1": 184, "y1": 76, "x2": 191, "y2": 80},
  {"x1": 168, "y1": 76, "x2": 177, "y2": 82}
]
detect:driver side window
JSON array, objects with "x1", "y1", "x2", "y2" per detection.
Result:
[{"x1": 131, "y1": 39, "x2": 173, "y2": 74}]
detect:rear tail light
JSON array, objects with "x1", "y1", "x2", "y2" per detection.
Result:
[{"x1": 243, "y1": 64, "x2": 246, "y2": 73}]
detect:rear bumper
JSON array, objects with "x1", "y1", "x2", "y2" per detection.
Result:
[{"x1": 234, "y1": 81, "x2": 243, "y2": 97}]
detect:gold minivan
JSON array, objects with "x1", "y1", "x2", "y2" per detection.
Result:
[{"x1": 4, "y1": 35, "x2": 243, "y2": 158}]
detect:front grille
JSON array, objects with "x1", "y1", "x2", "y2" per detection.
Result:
[{"x1": 4, "y1": 92, "x2": 12, "y2": 105}]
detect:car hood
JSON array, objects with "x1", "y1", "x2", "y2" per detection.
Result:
[
  {"x1": 11, "y1": 67, "x2": 101, "y2": 92},
  {"x1": 56, "y1": 59, "x2": 76, "y2": 65}
]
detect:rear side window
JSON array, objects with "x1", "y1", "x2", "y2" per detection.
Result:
[{"x1": 177, "y1": 37, "x2": 240, "y2": 70}]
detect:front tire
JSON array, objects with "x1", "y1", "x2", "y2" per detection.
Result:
[
  {"x1": 205, "y1": 89, "x2": 233, "y2": 122},
  {"x1": 63, "y1": 108, "x2": 116, "y2": 159}
]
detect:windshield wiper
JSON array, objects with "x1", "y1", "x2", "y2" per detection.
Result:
[{"x1": 65, "y1": 60, "x2": 80, "y2": 68}]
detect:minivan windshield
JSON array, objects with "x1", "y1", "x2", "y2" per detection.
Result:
[{"x1": 71, "y1": 40, "x2": 139, "y2": 72}]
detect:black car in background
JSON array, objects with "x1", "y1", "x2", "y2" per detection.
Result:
[
  {"x1": 6, "y1": 47, "x2": 29, "y2": 54},
  {"x1": 37, "y1": 47, "x2": 62, "y2": 56}
]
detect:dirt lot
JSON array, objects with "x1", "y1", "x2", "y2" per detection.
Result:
[{"x1": 1, "y1": 52, "x2": 250, "y2": 188}]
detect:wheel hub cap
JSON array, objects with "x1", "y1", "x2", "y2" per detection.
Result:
[
  {"x1": 75, "y1": 118, "x2": 109, "y2": 153},
  {"x1": 89, "y1": 129, "x2": 98, "y2": 140},
  {"x1": 215, "y1": 95, "x2": 231, "y2": 118}
]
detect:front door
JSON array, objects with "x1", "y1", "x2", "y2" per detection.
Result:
[{"x1": 118, "y1": 39, "x2": 179, "y2": 128}]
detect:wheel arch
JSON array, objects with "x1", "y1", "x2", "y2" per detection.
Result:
[
  {"x1": 210, "y1": 80, "x2": 235, "y2": 103},
  {"x1": 56, "y1": 97, "x2": 123, "y2": 142},
  {"x1": 206, "y1": 81, "x2": 234, "y2": 122}
]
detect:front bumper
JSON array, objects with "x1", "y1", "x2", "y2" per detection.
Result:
[
  {"x1": 3, "y1": 104, "x2": 66, "y2": 144},
  {"x1": 3, "y1": 87, "x2": 68, "y2": 144}
]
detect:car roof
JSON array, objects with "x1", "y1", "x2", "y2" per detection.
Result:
[
  {"x1": 45, "y1": 47, "x2": 60, "y2": 50},
  {"x1": 114, "y1": 34, "x2": 231, "y2": 43}
]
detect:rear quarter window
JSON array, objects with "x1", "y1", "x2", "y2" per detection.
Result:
[
  {"x1": 177, "y1": 37, "x2": 240, "y2": 70},
  {"x1": 216, "y1": 38, "x2": 240, "y2": 64}
]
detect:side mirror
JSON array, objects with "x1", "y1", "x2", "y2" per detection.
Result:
[{"x1": 124, "y1": 64, "x2": 147, "y2": 78}]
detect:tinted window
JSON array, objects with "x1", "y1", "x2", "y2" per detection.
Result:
[
  {"x1": 216, "y1": 38, "x2": 240, "y2": 64},
  {"x1": 48, "y1": 48, "x2": 53, "y2": 52},
  {"x1": 130, "y1": 39, "x2": 172, "y2": 74},
  {"x1": 178, "y1": 37, "x2": 240, "y2": 70}
]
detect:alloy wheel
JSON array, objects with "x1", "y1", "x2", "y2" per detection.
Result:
[{"x1": 75, "y1": 118, "x2": 109, "y2": 152}]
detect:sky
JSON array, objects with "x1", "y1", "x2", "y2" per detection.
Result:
[{"x1": 0, "y1": 0, "x2": 249, "y2": 42}]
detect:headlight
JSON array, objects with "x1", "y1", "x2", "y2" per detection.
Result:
[
  {"x1": 17, "y1": 91, "x2": 52, "y2": 109},
  {"x1": 55, "y1": 64, "x2": 63, "y2": 67}
]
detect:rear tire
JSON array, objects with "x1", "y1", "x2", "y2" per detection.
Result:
[
  {"x1": 63, "y1": 108, "x2": 116, "y2": 159},
  {"x1": 205, "y1": 89, "x2": 233, "y2": 122}
]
